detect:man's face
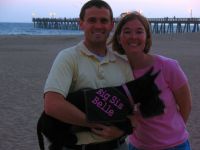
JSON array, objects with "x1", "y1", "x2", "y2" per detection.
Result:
[{"x1": 79, "y1": 6, "x2": 114, "y2": 46}]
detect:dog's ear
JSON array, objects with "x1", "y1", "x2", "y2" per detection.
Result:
[
  {"x1": 143, "y1": 67, "x2": 160, "y2": 83},
  {"x1": 151, "y1": 69, "x2": 160, "y2": 80},
  {"x1": 144, "y1": 66, "x2": 154, "y2": 76}
]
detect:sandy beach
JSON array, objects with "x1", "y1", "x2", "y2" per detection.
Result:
[{"x1": 0, "y1": 33, "x2": 200, "y2": 150}]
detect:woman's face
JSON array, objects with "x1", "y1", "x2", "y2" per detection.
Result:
[{"x1": 118, "y1": 19, "x2": 147, "y2": 55}]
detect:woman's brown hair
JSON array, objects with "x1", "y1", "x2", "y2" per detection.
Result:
[{"x1": 110, "y1": 12, "x2": 152, "y2": 54}]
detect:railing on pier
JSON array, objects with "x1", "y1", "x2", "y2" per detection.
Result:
[
  {"x1": 32, "y1": 18, "x2": 80, "y2": 30},
  {"x1": 148, "y1": 17, "x2": 200, "y2": 33},
  {"x1": 32, "y1": 17, "x2": 200, "y2": 34}
]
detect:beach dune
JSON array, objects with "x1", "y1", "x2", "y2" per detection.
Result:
[{"x1": 0, "y1": 33, "x2": 199, "y2": 150}]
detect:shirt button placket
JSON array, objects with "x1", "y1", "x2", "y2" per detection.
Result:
[{"x1": 98, "y1": 64, "x2": 104, "y2": 80}]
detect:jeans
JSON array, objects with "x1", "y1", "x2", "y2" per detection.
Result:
[
  {"x1": 63, "y1": 142, "x2": 128, "y2": 150},
  {"x1": 128, "y1": 140, "x2": 191, "y2": 150}
]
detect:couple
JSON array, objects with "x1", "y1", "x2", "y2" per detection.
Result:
[{"x1": 42, "y1": 0, "x2": 192, "y2": 150}]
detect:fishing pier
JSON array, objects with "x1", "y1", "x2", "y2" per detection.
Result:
[{"x1": 32, "y1": 17, "x2": 200, "y2": 34}]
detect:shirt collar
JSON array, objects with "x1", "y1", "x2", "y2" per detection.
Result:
[{"x1": 77, "y1": 41, "x2": 116, "y2": 63}]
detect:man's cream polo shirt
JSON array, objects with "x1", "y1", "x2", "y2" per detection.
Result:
[
  {"x1": 44, "y1": 41, "x2": 134, "y2": 144},
  {"x1": 44, "y1": 41, "x2": 133, "y2": 97}
]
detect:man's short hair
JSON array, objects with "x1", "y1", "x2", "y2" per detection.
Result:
[{"x1": 79, "y1": 0, "x2": 113, "y2": 21}]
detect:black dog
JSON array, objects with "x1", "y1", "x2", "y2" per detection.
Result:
[{"x1": 37, "y1": 67, "x2": 165, "y2": 150}]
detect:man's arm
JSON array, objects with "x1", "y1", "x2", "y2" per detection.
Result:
[
  {"x1": 44, "y1": 91, "x2": 92, "y2": 127},
  {"x1": 44, "y1": 91, "x2": 128, "y2": 139}
]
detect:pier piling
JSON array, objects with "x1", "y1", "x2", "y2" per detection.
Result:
[{"x1": 32, "y1": 17, "x2": 200, "y2": 34}]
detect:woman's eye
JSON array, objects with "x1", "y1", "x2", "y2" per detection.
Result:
[{"x1": 137, "y1": 30, "x2": 144, "y2": 34}]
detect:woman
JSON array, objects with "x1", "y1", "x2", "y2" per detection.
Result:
[{"x1": 110, "y1": 12, "x2": 192, "y2": 150}]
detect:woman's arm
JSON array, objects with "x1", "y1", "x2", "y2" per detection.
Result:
[{"x1": 173, "y1": 83, "x2": 192, "y2": 123}]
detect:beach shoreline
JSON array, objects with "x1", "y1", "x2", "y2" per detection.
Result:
[{"x1": 0, "y1": 33, "x2": 199, "y2": 150}]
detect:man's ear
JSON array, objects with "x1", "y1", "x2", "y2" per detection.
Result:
[
  {"x1": 79, "y1": 20, "x2": 84, "y2": 30},
  {"x1": 110, "y1": 21, "x2": 114, "y2": 31}
]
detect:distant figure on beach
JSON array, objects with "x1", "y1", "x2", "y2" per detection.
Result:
[
  {"x1": 43, "y1": 0, "x2": 134, "y2": 149},
  {"x1": 110, "y1": 12, "x2": 192, "y2": 150}
]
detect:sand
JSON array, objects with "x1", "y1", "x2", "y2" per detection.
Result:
[{"x1": 0, "y1": 33, "x2": 199, "y2": 150}]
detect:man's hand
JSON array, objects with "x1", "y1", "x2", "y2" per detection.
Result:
[{"x1": 91, "y1": 124, "x2": 124, "y2": 139}]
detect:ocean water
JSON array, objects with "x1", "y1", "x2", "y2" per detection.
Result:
[{"x1": 0, "y1": 23, "x2": 83, "y2": 35}]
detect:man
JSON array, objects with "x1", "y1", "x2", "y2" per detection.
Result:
[{"x1": 44, "y1": 0, "x2": 133, "y2": 149}]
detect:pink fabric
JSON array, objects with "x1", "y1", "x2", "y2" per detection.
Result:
[
  {"x1": 128, "y1": 55, "x2": 189, "y2": 150},
  {"x1": 122, "y1": 84, "x2": 135, "y2": 107}
]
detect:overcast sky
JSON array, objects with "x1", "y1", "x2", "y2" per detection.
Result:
[{"x1": 0, "y1": 0, "x2": 199, "y2": 23}]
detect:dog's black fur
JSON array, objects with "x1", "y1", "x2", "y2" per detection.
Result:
[{"x1": 37, "y1": 67, "x2": 165, "y2": 150}]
